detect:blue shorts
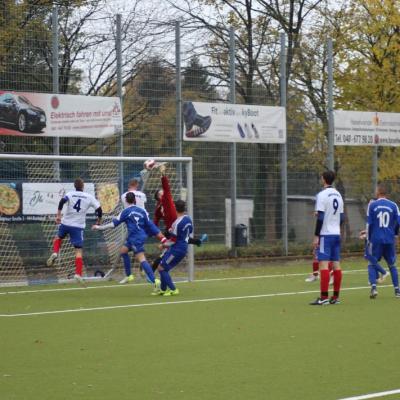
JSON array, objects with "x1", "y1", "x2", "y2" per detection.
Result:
[
  {"x1": 160, "y1": 247, "x2": 186, "y2": 271},
  {"x1": 365, "y1": 242, "x2": 396, "y2": 266},
  {"x1": 58, "y1": 224, "x2": 84, "y2": 248},
  {"x1": 317, "y1": 235, "x2": 341, "y2": 262}
]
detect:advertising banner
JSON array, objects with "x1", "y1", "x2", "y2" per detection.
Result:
[
  {"x1": 22, "y1": 183, "x2": 96, "y2": 216},
  {"x1": 334, "y1": 110, "x2": 400, "y2": 146},
  {"x1": 0, "y1": 90, "x2": 122, "y2": 138},
  {"x1": 0, "y1": 182, "x2": 101, "y2": 222},
  {"x1": 182, "y1": 101, "x2": 286, "y2": 143}
]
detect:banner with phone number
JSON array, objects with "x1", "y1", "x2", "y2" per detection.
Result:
[{"x1": 334, "y1": 110, "x2": 400, "y2": 146}]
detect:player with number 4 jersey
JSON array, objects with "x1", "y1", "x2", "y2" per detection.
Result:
[
  {"x1": 310, "y1": 170, "x2": 344, "y2": 306},
  {"x1": 365, "y1": 184, "x2": 400, "y2": 299},
  {"x1": 47, "y1": 178, "x2": 102, "y2": 283}
]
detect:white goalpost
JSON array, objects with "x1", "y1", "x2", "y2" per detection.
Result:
[{"x1": 0, "y1": 154, "x2": 194, "y2": 287}]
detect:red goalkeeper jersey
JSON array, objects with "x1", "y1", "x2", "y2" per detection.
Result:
[{"x1": 153, "y1": 175, "x2": 177, "y2": 230}]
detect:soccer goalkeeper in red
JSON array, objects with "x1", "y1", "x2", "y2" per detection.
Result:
[
  {"x1": 153, "y1": 173, "x2": 177, "y2": 233},
  {"x1": 151, "y1": 165, "x2": 207, "y2": 271}
]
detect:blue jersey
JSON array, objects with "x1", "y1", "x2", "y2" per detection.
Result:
[
  {"x1": 112, "y1": 205, "x2": 160, "y2": 241},
  {"x1": 367, "y1": 198, "x2": 400, "y2": 244},
  {"x1": 169, "y1": 215, "x2": 193, "y2": 251}
]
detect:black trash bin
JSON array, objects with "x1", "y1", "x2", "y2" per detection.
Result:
[{"x1": 235, "y1": 224, "x2": 248, "y2": 247}]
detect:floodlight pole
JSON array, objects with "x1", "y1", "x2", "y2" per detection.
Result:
[{"x1": 229, "y1": 27, "x2": 237, "y2": 256}]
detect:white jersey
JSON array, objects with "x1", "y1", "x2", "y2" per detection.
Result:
[
  {"x1": 61, "y1": 190, "x2": 100, "y2": 229},
  {"x1": 121, "y1": 190, "x2": 147, "y2": 209},
  {"x1": 315, "y1": 186, "x2": 344, "y2": 235}
]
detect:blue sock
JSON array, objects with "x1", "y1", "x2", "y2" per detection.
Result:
[
  {"x1": 159, "y1": 271, "x2": 168, "y2": 291},
  {"x1": 368, "y1": 265, "x2": 377, "y2": 286},
  {"x1": 121, "y1": 253, "x2": 131, "y2": 276},
  {"x1": 389, "y1": 266, "x2": 399, "y2": 289},
  {"x1": 141, "y1": 261, "x2": 155, "y2": 284},
  {"x1": 160, "y1": 270, "x2": 176, "y2": 291},
  {"x1": 375, "y1": 263, "x2": 387, "y2": 276}
]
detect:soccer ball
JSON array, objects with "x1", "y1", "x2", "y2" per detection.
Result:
[{"x1": 144, "y1": 159, "x2": 156, "y2": 170}]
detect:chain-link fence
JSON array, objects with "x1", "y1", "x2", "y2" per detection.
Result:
[{"x1": 0, "y1": 2, "x2": 394, "y2": 270}]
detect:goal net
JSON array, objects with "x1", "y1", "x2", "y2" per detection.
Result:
[{"x1": 0, "y1": 155, "x2": 193, "y2": 286}]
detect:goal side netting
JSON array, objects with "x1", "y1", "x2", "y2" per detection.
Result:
[{"x1": 0, "y1": 155, "x2": 193, "y2": 286}]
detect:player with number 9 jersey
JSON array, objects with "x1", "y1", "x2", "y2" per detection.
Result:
[
  {"x1": 310, "y1": 170, "x2": 344, "y2": 306},
  {"x1": 315, "y1": 188, "x2": 344, "y2": 237},
  {"x1": 315, "y1": 183, "x2": 344, "y2": 262}
]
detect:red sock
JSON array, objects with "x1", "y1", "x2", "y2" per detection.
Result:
[
  {"x1": 320, "y1": 269, "x2": 330, "y2": 299},
  {"x1": 53, "y1": 238, "x2": 62, "y2": 253},
  {"x1": 75, "y1": 257, "x2": 83, "y2": 276},
  {"x1": 312, "y1": 260, "x2": 319, "y2": 276},
  {"x1": 333, "y1": 269, "x2": 342, "y2": 298}
]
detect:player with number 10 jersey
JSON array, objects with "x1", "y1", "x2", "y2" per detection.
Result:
[
  {"x1": 367, "y1": 196, "x2": 399, "y2": 245},
  {"x1": 365, "y1": 184, "x2": 400, "y2": 298}
]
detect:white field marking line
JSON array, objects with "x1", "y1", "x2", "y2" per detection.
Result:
[
  {"x1": 337, "y1": 388, "x2": 400, "y2": 399},
  {"x1": 195, "y1": 268, "x2": 365, "y2": 282},
  {"x1": 0, "y1": 284, "x2": 391, "y2": 318},
  {"x1": 0, "y1": 269, "x2": 367, "y2": 297}
]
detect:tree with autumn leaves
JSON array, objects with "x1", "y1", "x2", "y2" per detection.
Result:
[{"x1": 333, "y1": 0, "x2": 400, "y2": 200}]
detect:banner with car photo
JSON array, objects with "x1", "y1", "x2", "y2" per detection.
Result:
[
  {"x1": 0, "y1": 90, "x2": 122, "y2": 138},
  {"x1": 182, "y1": 101, "x2": 286, "y2": 143}
]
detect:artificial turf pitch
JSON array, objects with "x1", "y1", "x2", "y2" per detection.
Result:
[{"x1": 0, "y1": 258, "x2": 399, "y2": 400}]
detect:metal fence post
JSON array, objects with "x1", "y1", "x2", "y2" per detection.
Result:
[
  {"x1": 327, "y1": 38, "x2": 334, "y2": 171},
  {"x1": 372, "y1": 147, "x2": 378, "y2": 194},
  {"x1": 229, "y1": 27, "x2": 237, "y2": 256},
  {"x1": 186, "y1": 160, "x2": 194, "y2": 281},
  {"x1": 116, "y1": 14, "x2": 124, "y2": 193},
  {"x1": 175, "y1": 21, "x2": 183, "y2": 191},
  {"x1": 52, "y1": 5, "x2": 60, "y2": 179},
  {"x1": 280, "y1": 33, "x2": 288, "y2": 256}
]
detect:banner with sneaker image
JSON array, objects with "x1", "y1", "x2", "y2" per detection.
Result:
[{"x1": 182, "y1": 101, "x2": 286, "y2": 143}]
